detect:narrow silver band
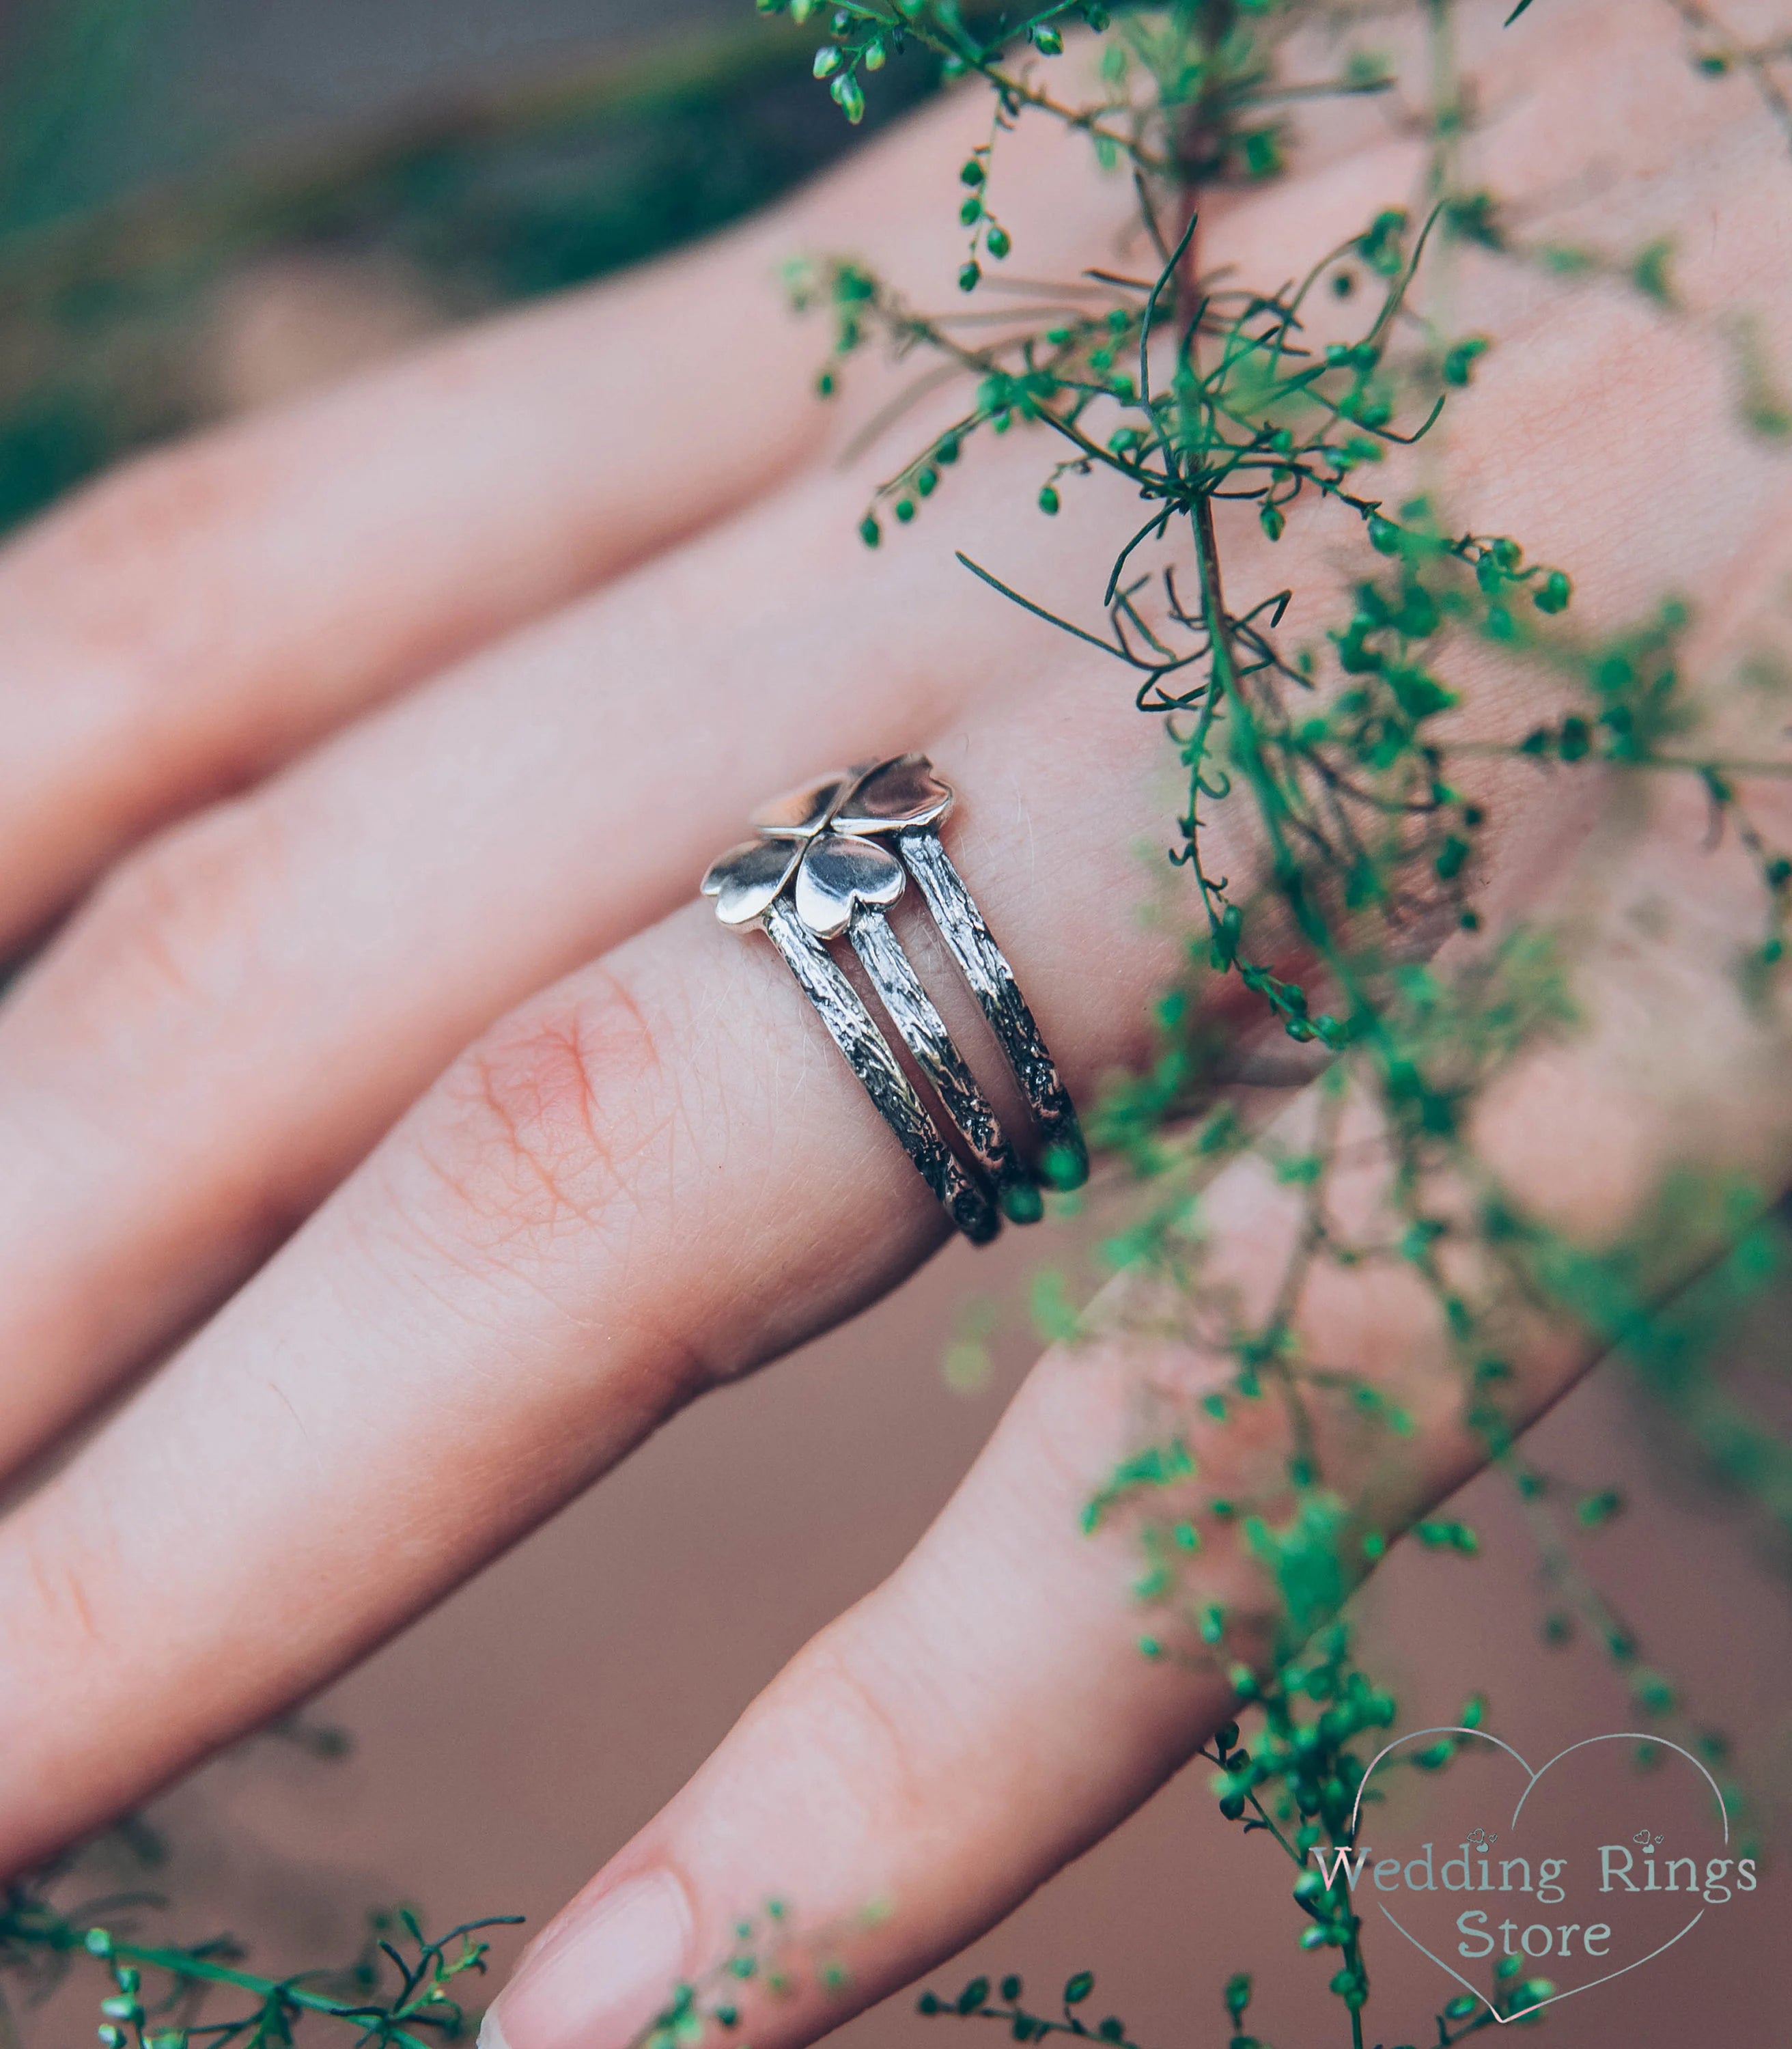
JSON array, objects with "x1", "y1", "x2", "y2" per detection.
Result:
[
  {"x1": 846, "y1": 903, "x2": 1032, "y2": 1209},
  {"x1": 701, "y1": 754, "x2": 1087, "y2": 1242},
  {"x1": 761, "y1": 897, "x2": 999, "y2": 1244},
  {"x1": 897, "y1": 827, "x2": 1087, "y2": 1190}
]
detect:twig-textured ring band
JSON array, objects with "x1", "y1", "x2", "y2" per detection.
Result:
[{"x1": 701, "y1": 753, "x2": 1087, "y2": 1242}]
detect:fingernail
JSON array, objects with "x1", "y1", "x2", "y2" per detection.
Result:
[{"x1": 483, "y1": 1871, "x2": 693, "y2": 2049}]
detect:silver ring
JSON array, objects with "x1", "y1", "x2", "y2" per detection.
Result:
[{"x1": 701, "y1": 753, "x2": 1087, "y2": 1242}]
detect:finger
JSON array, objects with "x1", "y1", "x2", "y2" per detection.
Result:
[
  {"x1": 0, "y1": 436, "x2": 1153, "y2": 1472},
  {"x1": 0, "y1": 25, "x2": 1758, "y2": 1476},
  {"x1": 0, "y1": 81, "x2": 1424, "y2": 1478},
  {"x1": 0, "y1": 653, "x2": 1201, "y2": 1871},
  {"x1": 477, "y1": 766, "x2": 1792, "y2": 2049},
  {"x1": 0, "y1": 79, "x2": 1122, "y2": 948},
  {"x1": 0, "y1": 0, "x2": 1772, "y2": 1850}
]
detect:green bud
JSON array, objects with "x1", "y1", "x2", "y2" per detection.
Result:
[
  {"x1": 1434, "y1": 834, "x2": 1470, "y2": 881},
  {"x1": 812, "y1": 44, "x2": 843, "y2": 78},
  {"x1": 1038, "y1": 485, "x2": 1061, "y2": 515},
  {"x1": 858, "y1": 514, "x2": 881, "y2": 548},
  {"x1": 960, "y1": 195, "x2": 984, "y2": 225},
  {"x1": 985, "y1": 224, "x2": 1012, "y2": 259},
  {"x1": 958, "y1": 261, "x2": 982, "y2": 292},
  {"x1": 1442, "y1": 334, "x2": 1491, "y2": 386}
]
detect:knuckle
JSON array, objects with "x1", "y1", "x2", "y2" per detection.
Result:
[
  {"x1": 411, "y1": 968, "x2": 677, "y2": 1264},
  {"x1": 57, "y1": 797, "x2": 288, "y2": 1018},
  {"x1": 19, "y1": 433, "x2": 263, "y2": 608},
  {"x1": 12, "y1": 437, "x2": 267, "y2": 684},
  {"x1": 9, "y1": 1513, "x2": 114, "y2": 1661},
  {"x1": 765, "y1": 1624, "x2": 936, "y2": 1839}
]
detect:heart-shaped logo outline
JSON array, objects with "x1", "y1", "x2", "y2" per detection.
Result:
[{"x1": 1347, "y1": 1727, "x2": 1728, "y2": 2024}]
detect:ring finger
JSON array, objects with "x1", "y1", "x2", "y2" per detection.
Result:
[{"x1": 0, "y1": 438, "x2": 1160, "y2": 1476}]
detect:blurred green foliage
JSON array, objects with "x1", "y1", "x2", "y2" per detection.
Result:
[{"x1": 0, "y1": 3, "x2": 936, "y2": 535}]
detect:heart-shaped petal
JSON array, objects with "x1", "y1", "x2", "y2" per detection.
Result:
[
  {"x1": 751, "y1": 772, "x2": 854, "y2": 840},
  {"x1": 794, "y1": 831, "x2": 906, "y2": 939},
  {"x1": 834, "y1": 753, "x2": 954, "y2": 837},
  {"x1": 701, "y1": 836, "x2": 802, "y2": 926}
]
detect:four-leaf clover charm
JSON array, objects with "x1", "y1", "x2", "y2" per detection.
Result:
[
  {"x1": 698, "y1": 751, "x2": 1083, "y2": 1242},
  {"x1": 701, "y1": 754, "x2": 955, "y2": 936}
]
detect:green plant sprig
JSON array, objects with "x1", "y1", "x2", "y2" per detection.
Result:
[
  {"x1": 1670, "y1": 0, "x2": 1792, "y2": 152},
  {"x1": 788, "y1": 2, "x2": 1792, "y2": 2044},
  {"x1": 0, "y1": 1884, "x2": 519, "y2": 2049}
]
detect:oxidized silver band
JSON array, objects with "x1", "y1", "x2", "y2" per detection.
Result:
[{"x1": 701, "y1": 754, "x2": 1086, "y2": 1242}]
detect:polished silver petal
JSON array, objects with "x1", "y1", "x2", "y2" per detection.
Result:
[
  {"x1": 793, "y1": 830, "x2": 906, "y2": 940},
  {"x1": 751, "y1": 772, "x2": 854, "y2": 840},
  {"x1": 834, "y1": 753, "x2": 954, "y2": 837},
  {"x1": 700, "y1": 835, "x2": 803, "y2": 927}
]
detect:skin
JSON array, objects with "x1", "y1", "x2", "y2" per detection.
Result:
[{"x1": 0, "y1": 5, "x2": 1787, "y2": 2049}]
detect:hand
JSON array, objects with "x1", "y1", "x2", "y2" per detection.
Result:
[{"x1": 0, "y1": 9, "x2": 1785, "y2": 2049}]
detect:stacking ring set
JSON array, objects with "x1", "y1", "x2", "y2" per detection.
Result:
[{"x1": 701, "y1": 754, "x2": 1085, "y2": 1242}]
